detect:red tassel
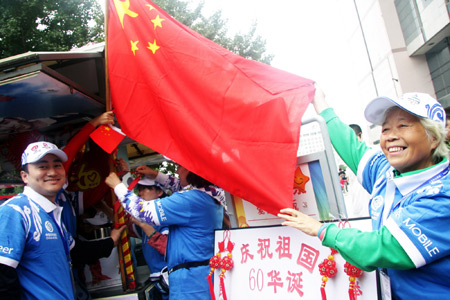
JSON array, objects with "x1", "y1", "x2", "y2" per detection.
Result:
[
  {"x1": 207, "y1": 272, "x2": 215, "y2": 300},
  {"x1": 220, "y1": 272, "x2": 227, "y2": 300},
  {"x1": 320, "y1": 281, "x2": 327, "y2": 300},
  {"x1": 349, "y1": 281, "x2": 355, "y2": 300}
]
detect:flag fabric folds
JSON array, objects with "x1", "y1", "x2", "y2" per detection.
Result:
[{"x1": 107, "y1": 0, "x2": 315, "y2": 216}]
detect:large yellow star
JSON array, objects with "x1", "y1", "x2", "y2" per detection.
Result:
[
  {"x1": 113, "y1": 0, "x2": 138, "y2": 29},
  {"x1": 151, "y1": 15, "x2": 165, "y2": 29},
  {"x1": 147, "y1": 40, "x2": 160, "y2": 54},
  {"x1": 130, "y1": 40, "x2": 139, "y2": 55}
]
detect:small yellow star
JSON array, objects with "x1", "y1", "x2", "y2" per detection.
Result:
[
  {"x1": 147, "y1": 40, "x2": 160, "y2": 54},
  {"x1": 151, "y1": 15, "x2": 165, "y2": 29},
  {"x1": 130, "y1": 40, "x2": 139, "y2": 55},
  {"x1": 145, "y1": 4, "x2": 155, "y2": 11}
]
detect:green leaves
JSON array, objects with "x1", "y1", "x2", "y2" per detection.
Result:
[{"x1": 0, "y1": 0, "x2": 104, "y2": 58}]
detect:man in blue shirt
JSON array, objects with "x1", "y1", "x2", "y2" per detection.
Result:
[{"x1": 0, "y1": 141, "x2": 75, "y2": 299}]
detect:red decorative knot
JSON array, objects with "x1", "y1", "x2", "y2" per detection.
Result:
[
  {"x1": 221, "y1": 253, "x2": 234, "y2": 271},
  {"x1": 344, "y1": 262, "x2": 363, "y2": 280},
  {"x1": 209, "y1": 253, "x2": 222, "y2": 269},
  {"x1": 318, "y1": 257, "x2": 338, "y2": 279}
]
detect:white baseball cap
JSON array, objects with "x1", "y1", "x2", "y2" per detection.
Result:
[
  {"x1": 21, "y1": 142, "x2": 68, "y2": 166},
  {"x1": 137, "y1": 177, "x2": 157, "y2": 186},
  {"x1": 364, "y1": 92, "x2": 446, "y2": 128}
]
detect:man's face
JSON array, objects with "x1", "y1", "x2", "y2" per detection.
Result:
[{"x1": 21, "y1": 154, "x2": 66, "y2": 202}]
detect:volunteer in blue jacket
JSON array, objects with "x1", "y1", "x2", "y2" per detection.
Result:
[
  {"x1": 0, "y1": 142, "x2": 75, "y2": 299},
  {"x1": 279, "y1": 88, "x2": 450, "y2": 299},
  {"x1": 106, "y1": 163, "x2": 225, "y2": 300}
]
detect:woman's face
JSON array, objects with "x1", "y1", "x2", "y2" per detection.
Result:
[
  {"x1": 138, "y1": 186, "x2": 162, "y2": 201},
  {"x1": 380, "y1": 107, "x2": 437, "y2": 173},
  {"x1": 176, "y1": 165, "x2": 189, "y2": 187}
]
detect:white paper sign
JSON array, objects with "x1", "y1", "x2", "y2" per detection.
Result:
[{"x1": 214, "y1": 218, "x2": 378, "y2": 299}]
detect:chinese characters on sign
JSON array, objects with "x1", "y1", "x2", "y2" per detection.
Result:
[
  {"x1": 214, "y1": 220, "x2": 377, "y2": 299},
  {"x1": 240, "y1": 236, "x2": 319, "y2": 296}
]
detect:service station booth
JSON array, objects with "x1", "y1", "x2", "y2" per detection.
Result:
[
  {"x1": 0, "y1": 45, "x2": 378, "y2": 299},
  {"x1": 0, "y1": 44, "x2": 163, "y2": 299}
]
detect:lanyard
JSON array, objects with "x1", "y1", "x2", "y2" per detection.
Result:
[
  {"x1": 49, "y1": 211, "x2": 71, "y2": 262},
  {"x1": 49, "y1": 211, "x2": 77, "y2": 298}
]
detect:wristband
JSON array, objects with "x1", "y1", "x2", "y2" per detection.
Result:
[
  {"x1": 148, "y1": 230, "x2": 157, "y2": 239},
  {"x1": 317, "y1": 223, "x2": 330, "y2": 241}
]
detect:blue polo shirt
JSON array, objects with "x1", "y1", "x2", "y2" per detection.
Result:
[
  {"x1": 359, "y1": 149, "x2": 450, "y2": 299},
  {"x1": 0, "y1": 187, "x2": 75, "y2": 300},
  {"x1": 134, "y1": 224, "x2": 168, "y2": 279},
  {"x1": 115, "y1": 184, "x2": 223, "y2": 300}
]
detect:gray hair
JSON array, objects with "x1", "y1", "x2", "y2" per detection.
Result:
[{"x1": 420, "y1": 118, "x2": 449, "y2": 163}]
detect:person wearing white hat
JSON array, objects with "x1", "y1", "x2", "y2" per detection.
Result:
[
  {"x1": 279, "y1": 87, "x2": 450, "y2": 299},
  {"x1": 129, "y1": 177, "x2": 169, "y2": 300},
  {"x1": 106, "y1": 163, "x2": 225, "y2": 300},
  {"x1": 0, "y1": 141, "x2": 75, "y2": 299}
]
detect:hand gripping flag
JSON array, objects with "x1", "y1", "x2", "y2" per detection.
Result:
[{"x1": 107, "y1": 0, "x2": 315, "y2": 216}]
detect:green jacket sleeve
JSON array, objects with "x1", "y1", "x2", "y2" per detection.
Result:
[
  {"x1": 322, "y1": 224, "x2": 415, "y2": 272},
  {"x1": 320, "y1": 108, "x2": 369, "y2": 175}
]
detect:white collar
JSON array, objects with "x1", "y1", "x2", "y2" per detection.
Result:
[
  {"x1": 393, "y1": 160, "x2": 449, "y2": 196},
  {"x1": 23, "y1": 186, "x2": 58, "y2": 213}
]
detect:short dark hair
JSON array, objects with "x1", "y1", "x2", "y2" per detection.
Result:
[
  {"x1": 138, "y1": 184, "x2": 166, "y2": 197},
  {"x1": 349, "y1": 124, "x2": 362, "y2": 137},
  {"x1": 21, "y1": 164, "x2": 29, "y2": 173},
  {"x1": 186, "y1": 171, "x2": 213, "y2": 188}
]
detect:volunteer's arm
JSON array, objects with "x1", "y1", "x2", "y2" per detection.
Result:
[
  {"x1": 278, "y1": 209, "x2": 415, "y2": 272},
  {"x1": 71, "y1": 225, "x2": 126, "y2": 266},
  {"x1": 136, "y1": 165, "x2": 181, "y2": 193},
  {"x1": 105, "y1": 172, "x2": 158, "y2": 225},
  {"x1": 313, "y1": 86, "x2": 369, "y2": 174},
  {"x1": 131, "y1": 217, "x2": 167, "y2": 255},
  {"x1": 63, "y1": 111, "x2": 115, "y2": 172}
]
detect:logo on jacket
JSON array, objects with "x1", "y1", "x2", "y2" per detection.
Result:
[
  {"x1": 371, "y1": 195, "x2": 383, "y2": 211},
  {"x1": 45, "y1": 221, "x2": 54, "y2": 233}
]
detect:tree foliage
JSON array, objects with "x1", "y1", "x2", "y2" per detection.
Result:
[
  {"x1": 1, "y1": 0, "x2": 272, "y2": 63},
  {"x1": 0, "y1": 0, "x2": 104, "y2": 58}
]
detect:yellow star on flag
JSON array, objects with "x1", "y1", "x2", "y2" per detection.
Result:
[
  {"x1": 151, "y1": 15, "x2": 165, "y2": 29},
  {"x1": 113, "y1": 0, "x2": 138, "y2": 29},
  {"x1": 145, "y1": 4, "x2": 155, "y2": 11},
  {"x1": 130, "y1": 40, "x2": 139, "y2": 55},
  {"x1": 147, "y1": 40, "x2": 160, "y2": 54}
]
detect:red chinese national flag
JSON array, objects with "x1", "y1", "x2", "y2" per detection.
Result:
[
  {"x1": 89, "y1": 124, "x2": 126, "y2": 154},
  {"x1": 107, "y1": 0, "x2": 315, "y2": 215}
]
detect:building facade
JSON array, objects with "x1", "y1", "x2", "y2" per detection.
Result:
[{"x1": 338, "y1": 0, "x2": 450, "y2": 144}]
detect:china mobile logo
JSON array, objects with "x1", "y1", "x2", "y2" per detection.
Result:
[{"x1": 45, "y1": 221, "x2": 54, "y2": 233}]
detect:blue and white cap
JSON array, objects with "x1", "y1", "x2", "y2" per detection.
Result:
[
  {"x1": 21, "y1": 142, "x2": 68, "y2": 166},
  {"x1": 364, "y1": 92, "x2": 446, "y2": 128}
]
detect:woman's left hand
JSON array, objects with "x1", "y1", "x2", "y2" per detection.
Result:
[{"x1": 278, "y1": 208, "x2": 323, "y2": 237}]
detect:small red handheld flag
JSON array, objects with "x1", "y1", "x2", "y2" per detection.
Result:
[{"x1": 90, "y1": 124, "x2": 126, "y2": 154}]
